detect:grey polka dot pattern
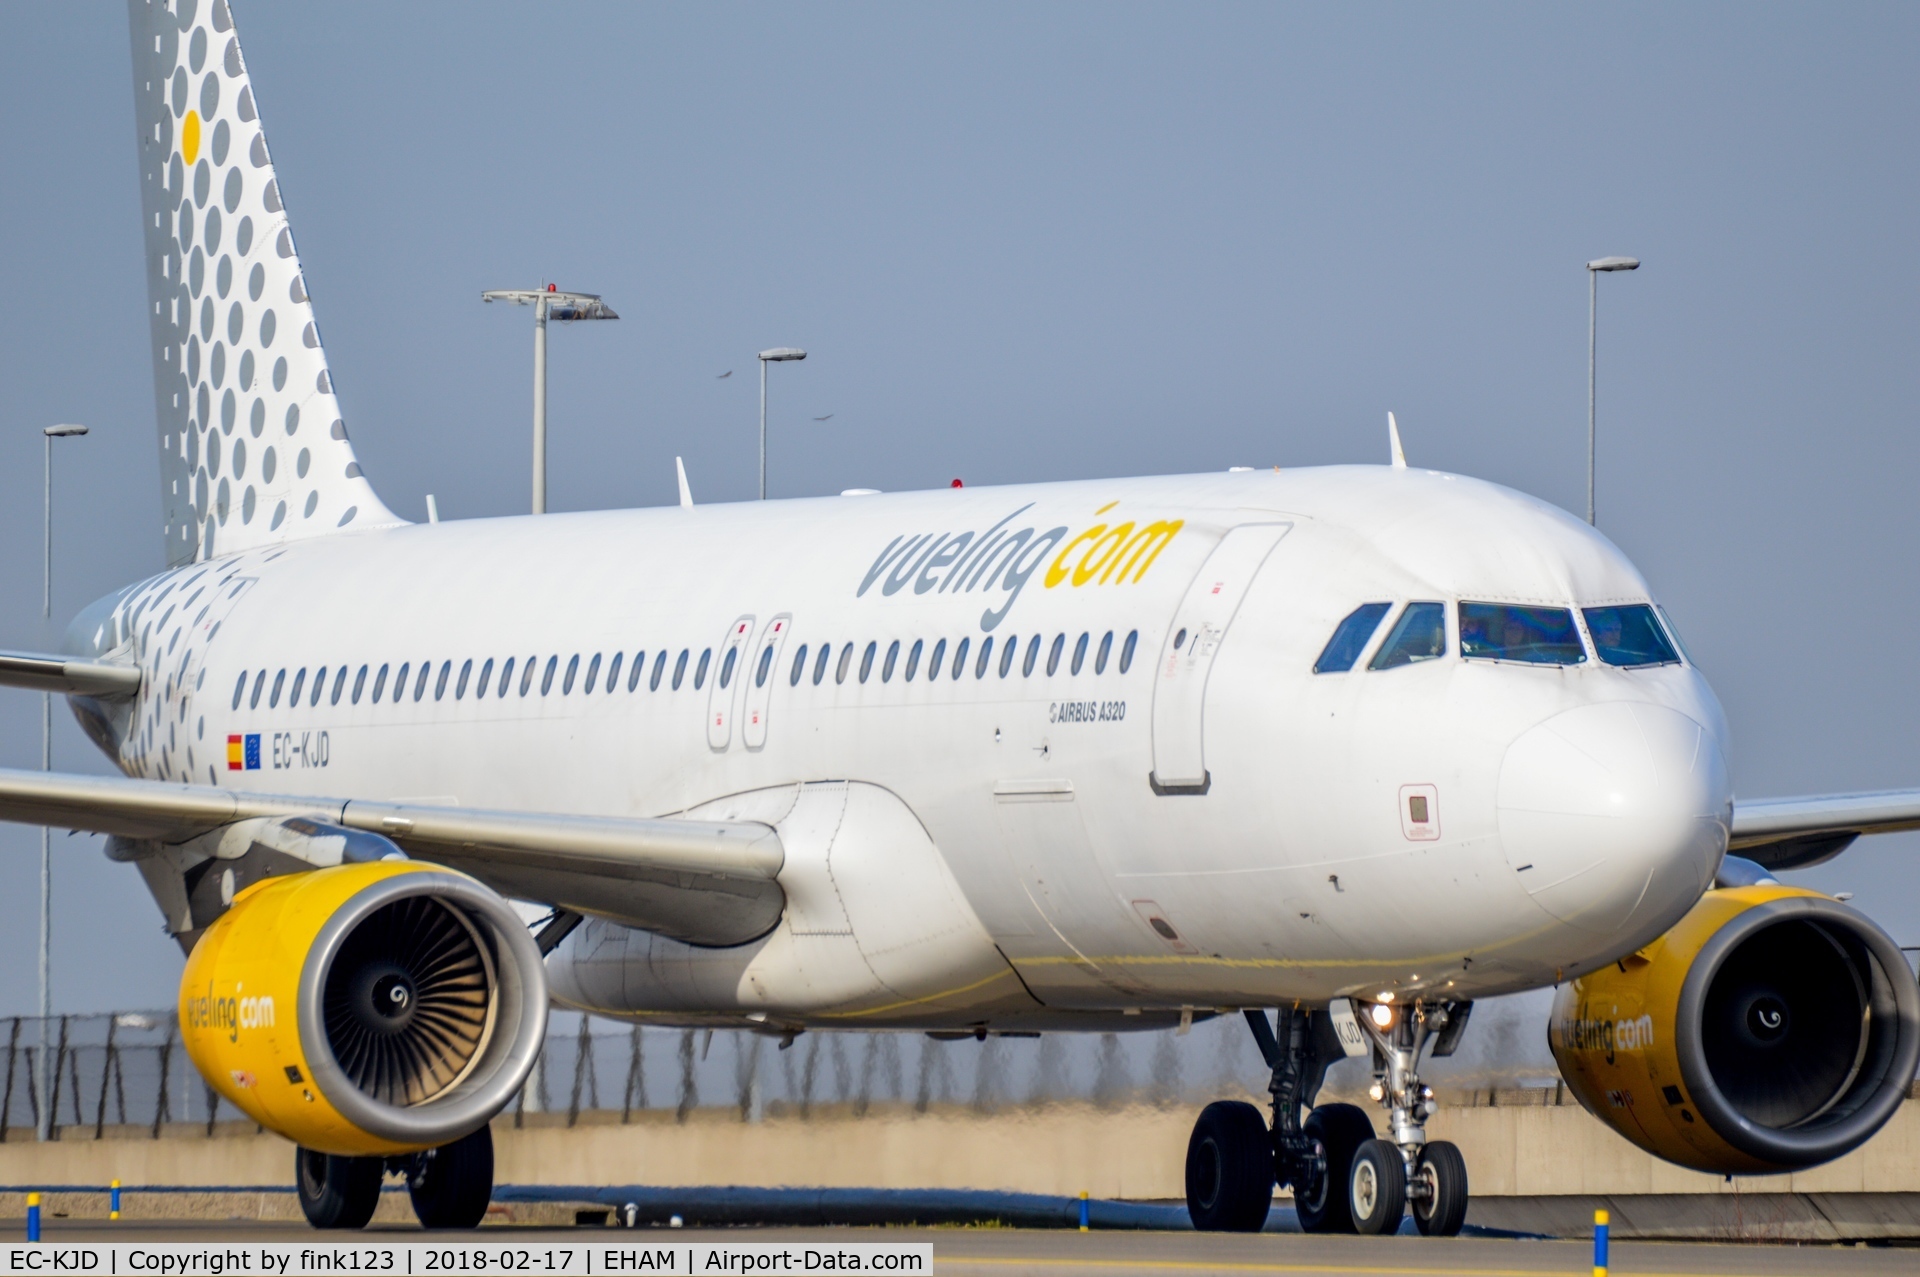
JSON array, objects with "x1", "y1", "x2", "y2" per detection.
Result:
[{"x1": 131, "y1": 0, "x2": 400, "y2": 567}]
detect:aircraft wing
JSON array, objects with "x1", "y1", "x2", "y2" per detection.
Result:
[
  {"x1": 1730, "y1": 789, "x2": 1920, "y2": 870},
  {"x1": 0, "y1": 766, "x2": 784, "y2": 946},
  {"x1": 0, "y1": 649, "x2": 141, "y2": 699}
]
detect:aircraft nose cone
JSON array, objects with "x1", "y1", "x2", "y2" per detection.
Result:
[{"x1": 1498, "y1": 702, "x2": 1730, "y2": 937}]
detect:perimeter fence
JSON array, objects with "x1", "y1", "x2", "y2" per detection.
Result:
[{"x1": 0, "y1": 996, "x2": 1583, "y2": 1141}]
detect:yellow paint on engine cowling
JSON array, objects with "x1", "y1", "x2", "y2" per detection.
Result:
[
  {"x1": 1549, "y1": 883, "x2": 1827, "y2": 1175},
  {"x1": 179, "y1": 859, "x2": 451, "y2": 1157}
]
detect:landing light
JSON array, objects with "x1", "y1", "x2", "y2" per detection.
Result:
[{"x1": 1369, "y1": 1003, "x2": 1395, "y2": 1028}]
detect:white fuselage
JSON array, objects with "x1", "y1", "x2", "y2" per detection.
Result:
[{"x1": 72, "y1": 466, "x2": 1732, "y2": 1031}]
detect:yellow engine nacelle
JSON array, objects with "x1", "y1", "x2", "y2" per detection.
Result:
[
  {"x1": 180, "y1": 860, "x2": 547, "y2": 1157},
  {"x1": 1551, "y1": 884, "x2": 1920, "y2": 1175}
]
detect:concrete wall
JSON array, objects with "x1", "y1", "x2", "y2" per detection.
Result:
[{"x1": 0, "y1": 1091, "x2": 1914, "y2": 1202}]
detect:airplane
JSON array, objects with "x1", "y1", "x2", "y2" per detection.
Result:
[{"x1": 2, "y1": 0, "x2": 1917, "y2": 1236}]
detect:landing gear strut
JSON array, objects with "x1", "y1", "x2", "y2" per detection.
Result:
[{"x1": 1183, "y1": 999, "x2": 1472, "y2": 1237}]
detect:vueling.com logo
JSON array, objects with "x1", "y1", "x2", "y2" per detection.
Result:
[
  {"x1": 858, "y1": 501, "x2": 1184, "y2": 631},
  {"x1": 185, "y1": 981, "x2": 275, "y2": 1044}
]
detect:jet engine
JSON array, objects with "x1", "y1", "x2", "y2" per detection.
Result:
[
  {"x1": 1551, "y1": 884, "x2": 1920, "y2": 1175},
  {"x1": 180, "y1": 860, "x2": 546, "y2": 1157}
]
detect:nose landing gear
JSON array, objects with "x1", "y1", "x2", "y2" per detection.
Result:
[{"x1": 1183, "y1": 999, "x2": 1473, "y2": 1237}]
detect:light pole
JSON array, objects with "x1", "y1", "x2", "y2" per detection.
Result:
[
  {"x1": 757, "y1": 348, "x2": 806, "y2": 500},
  {"x1": 1586, "y1": 256, "x2": 1640, "y2": 526},
  {"x1": 482, "y1": 286, "x2": 619, "y2": 514},
  {"x1": 40, "y1": 422, "x2": 87, "y2": 1141}
]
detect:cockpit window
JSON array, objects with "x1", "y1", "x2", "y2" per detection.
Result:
[
  {"x1": 1459, "y1": 602, "x2": 1585, "y2": 665},
  {"x1": 1582, "y1": 604, "x2": 1681, "y2": 668},
  {"x1": 1314, "y1": 602, "x2": 1392, "y2": 674},
  {"x1": 1368, "y1": 602, "x2": 1448, "y2": 670}
]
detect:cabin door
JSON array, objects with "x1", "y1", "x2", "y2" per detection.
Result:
[{"x1": 1148, "y1": 523, "x2": 1291, "y2": 792}]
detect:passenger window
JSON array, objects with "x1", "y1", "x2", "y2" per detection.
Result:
[
  {"x1": 352, "y1": 665, "x2": 369, "y2": 704},
  {"x1": 671, "y1": 650, "x2": 688, "y2": 690},
  {"x1": 1120, "y1": 630, "x2": 1138, "y2": 674},
  {"x1": 434, "y1": 661, "x2": 452, "y2": 701},
  {"x1": 1001, "y1": 636, "x2": 1018, "y2": 677},
  {"x1": 790, "y1": 644, "x2": 809, "y2": 687},
  {"x1": 882, "y1": 640, "x2": 901, "y2": 682},
  {"x1": 904, "y1": 639, "x2": 922, "y2": 681},
  {"x1": 1071, "y1": 633, "x2": 1089, "y2": 675},
  {"x1": 1582, "y1": 604, "x2": 1680, "y2": 668},
  {"x1": 584, "y1": 654, "x2": 602, "y2": 694},
  {"x1": 756, "y1": 643, "x2": 775, "y2": 688},
  {"x1": 456, "y1": 659, "x2": 473, "y2": 699},
  {"x1": 975, "y1": 636, "x2": 993, "y2": 679},
  {"x1": 606, "y1": 652, "x2": 623, "y2": 693},
  {"x1": 250, "y1": 669, "x2": 266, "y2": 709},
  {"x1": 560, "y1": 654, "x2": 579, "y2": 694},
  {"x1": 309, "y1": 667, "x2": 326, "y2": 707},
  {"x1": 269, "y1": 669, "x2": 286, "y2": 708},
  {"x1": 231, "y1": 671, "x2": 246, "y2": 711},
  {"x1": 657, "y1": 651, "x2": 673, "y2": 691},
  {"x1": 497, "y1": 656, "x2": 514, "y2": 698},
  {"x1": 414, "y1": 662, "x2": 431, "y2": 701},
  {"x1": 1314, "y1": 602, "x2": 1392, "y2": 674},
  {"x1": 1369, "y1": 603, "x2": 1448, "y2": 671},
  {"x1": 813, "y1": 644, "x2": 831, "y2": 686},
  {"x1": 1459, "y1": 602, "x2": 1585, "y2": 665},
  {"x1": 694, "y1": 648, "x2": 711, "y2": 690},
  {"x1": 1023, "y1": 636, "x2": 1041, "y2": 677},
  {"x1": 331, "y1": 667, "x2": 349, "y2": 705},
  {"x1": 371, "y1": 664, "x2": 389, "y2": 702},
  {"x1": 392, "y1": 662, "x2": 409, "y2": 703},
  {"x1": 953, "y1": 638, "x2": 970, "y2": 679},
  {"x1": 834, "y1": 643, "x2": 853, "y2": 685},
  {"x1": 520, "y1": 657, "x2": 538, "y2": 696},
  {"x1": 288, "y1": 669, "x2": 306, "y2": 706},
  {"x1": 719, "y1": 647, "x2": 737, "y2": 690},
  {"x1": 1046, "y1": 634, "x2": 1065, "y2": 676},
  {"x1": 929, "y1": 639, "x2": 946, "y2": 680},
  {"x1": 859, "y1": 641, "x2": 876, "y2": 683},
  {"x1": 1094, "y1": 631, "x2": 1112, "y2": 674}
]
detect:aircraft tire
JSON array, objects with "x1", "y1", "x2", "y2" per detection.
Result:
[
  {"x1": 1348, "y1": 1138, "x2": 1407, "y2": 1236},
  {"x1": 1295, "y1": 1103, "x2": 1374, "y2": 1233},
  {"x1": 1185, "y1": 1100, "x2": 1274, "y2": 1232},
  {"x1": 408, "y1": 1124, "x2": 496, "y2": 1230},
  {"x1": 295, "y1": 1147, "x2": 383, "y2": 1230},
  {"x1": 1411, "y1": 1140, "x2": 1469, "y2": 1236}
]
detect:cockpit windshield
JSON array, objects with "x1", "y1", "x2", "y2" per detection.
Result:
[
  {"x1": 1369, "y1": 602, "x2": 1448, "y2": 670},
  {"x1": 1458, "y1": 602, "x2": 1586, "y2": 665},
  {"x1": 1582, "y1": 604, "x2": 1681, "y2": 668},
  {"x1": 1313, "y1": 602, "x2": 1391, "y2": 674}
]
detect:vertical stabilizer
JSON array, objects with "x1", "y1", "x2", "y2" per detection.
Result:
[{"x1": 129, "y1": 0, "x2": 401, "y2": 567}]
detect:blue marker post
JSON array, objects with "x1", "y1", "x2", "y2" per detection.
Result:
[
  {"x1": 1593, "y1": 1207, "x2": 1609, "y2": 1277},
  {"x1": 1078, "y1": 1191, "x2": 1090, "y2": 1232},
  {"x1": 26, "y1": 1192, "x2": 39, "y2": 1242},
  {"x1": 110, "y1": 1180, "x2": 121, "y2": 1221}
]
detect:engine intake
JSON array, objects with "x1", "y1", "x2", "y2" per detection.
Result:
[
  {"x1": 182, "y1": 861, "x2": 546, "y2": 1157},
  {"x1": 1552, "y1": 885, "x2": 1920, "y2": 1175}
]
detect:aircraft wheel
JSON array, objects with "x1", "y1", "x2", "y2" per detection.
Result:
[
  {"x1": 296, "y1": 1146, "x2": 383, "y2": 1230},
  {"x1": 409, "y1": 1124, "x2": 496, "y2": 1230},
  {"x1": 1411, "y1": 1140, "x2": 1469, "y2": 1236},
  {"x1": 1185, "y1": 1100, "x2": 1274, "y2": 1232},
  {"x1": 1348, "y1": 1138, "x2": 1407, "y2": 1236},
  {"x1": 1295, "y1": 1103, "x2": 1374, "y2": 1234}
]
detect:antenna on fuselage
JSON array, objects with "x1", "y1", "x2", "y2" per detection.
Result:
[
  {"x1": 676, "y1": 456, "x2": 695, "y2": 508},
  {"x1": 1387, "y1": 412, "x2": 1408, "y2": 469}
]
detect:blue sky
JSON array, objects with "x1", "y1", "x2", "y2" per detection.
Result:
[{"x1": 0, "y1": 2, "x2": 1916, "y2": 1014}]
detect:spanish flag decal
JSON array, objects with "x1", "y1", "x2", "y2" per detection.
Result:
[{"x1": 227, "y1": 734, "x2": 261, "y2": 771}]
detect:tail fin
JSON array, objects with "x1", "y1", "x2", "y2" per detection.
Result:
[{"x1": 128, "y1": 0, "x2": 401, "y2": 567}]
